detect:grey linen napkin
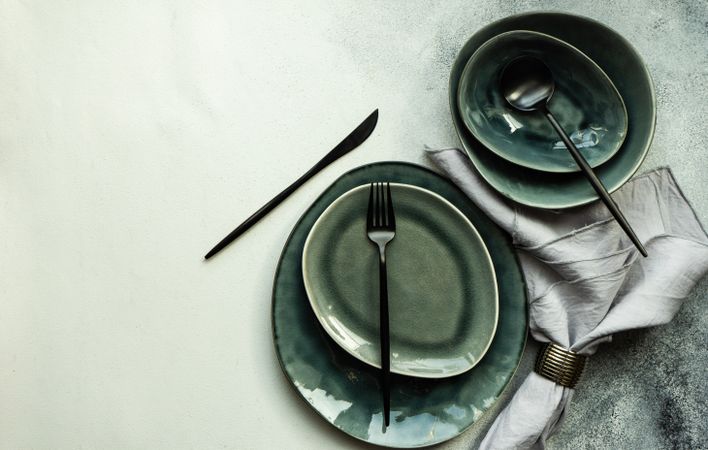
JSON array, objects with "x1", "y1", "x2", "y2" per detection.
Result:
[{"x1": 426, "y1": 147, "x2": 708, "y2": 450}]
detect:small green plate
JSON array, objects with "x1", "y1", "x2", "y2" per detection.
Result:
[
  {"x1": 450, "y1": 12, "x2": 656, "y2": 209},
  {"x1": 458, "y1": 30, "x2": 627, "y2": 173},
  {"x1": 272, "y1": 162, "x2": 527, "y2": 448},
  {"x1": 302, "y1": 183, "x2": 498, "y2": 378}
]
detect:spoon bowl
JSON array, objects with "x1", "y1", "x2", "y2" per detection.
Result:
[{"x1": 500, "y1": 56, "x2": 555, "y2": 111}]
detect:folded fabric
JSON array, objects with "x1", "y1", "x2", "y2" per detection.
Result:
[{"x1": 426, "y1": 147, "x2": 708, "y2": 449}]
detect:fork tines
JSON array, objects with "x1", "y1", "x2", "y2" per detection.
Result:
[{"x1": 367, "y1": 182, "x2": 395, "y2": 231}]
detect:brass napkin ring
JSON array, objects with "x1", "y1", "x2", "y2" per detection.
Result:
[{"x1": 535, "y1": 343, "x2": 586, "y2": 388}]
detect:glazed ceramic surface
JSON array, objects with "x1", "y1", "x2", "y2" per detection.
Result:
[
  {"x1": 450, "y1": 12, "x2": 656, "y2": 208},
  {"x1": 302, "y1": 183, "x2": 498, "y2": 378},
  {"x1": 272, "y1": 162, "x2": 527, "y2": 448},
  {"x1": 458, "y1": 30, "x2": 627, "y2": 173}
]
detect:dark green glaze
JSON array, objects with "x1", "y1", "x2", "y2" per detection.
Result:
[
  {"x1": 450, "y1": 12, "x2": 656, "y2": 208},
  {"x1": 272, "y1": 162, "x2": 527, "y2": 448},
  {"x1": 458, "y1": 30, "x2": 628, "y2": 173},
  {"x1": 302, "y1": 183, "x2": 498, "y2": 378}
]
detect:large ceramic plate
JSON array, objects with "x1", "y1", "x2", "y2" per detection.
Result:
[
  {"x1": 302, "y1": 183, "x2": 498, "y2": 378},
  {"x1": 272, "y1": 162, "x2": 527, "y2": 448},
  {"x1": 450, "y1": 12, "x2": 655, "y2": 208},
  {"x1": 458, "y1": 30, "x2": 627, "y2": 173}
]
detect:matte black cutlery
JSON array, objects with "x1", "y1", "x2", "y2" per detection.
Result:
[
  {"x1": 366, "y1": 182, "x2": 396, "y2": 429},
  {"x1": 204, "y1": 109, "x2": 379, "y2": 260}
]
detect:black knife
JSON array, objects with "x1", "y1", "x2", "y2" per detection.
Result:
[{"x1": 204, "y1": 109, "x2": 379, "y2": 260}]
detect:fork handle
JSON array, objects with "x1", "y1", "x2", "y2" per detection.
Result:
[{"x1": 378, "y1": 250, "x2": 391, "y2": 428}]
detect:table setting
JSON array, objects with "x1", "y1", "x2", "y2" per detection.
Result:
[
  {"x1": 2, "y1": 3, "x2": 707, "y2": 450},
  {"x1": 200, "y1": 10, "x2": 708, "y2": 449}
]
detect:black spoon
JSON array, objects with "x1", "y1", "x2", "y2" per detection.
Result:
[{"x1": 500, "y1": 56, "x2": 647, "y2": 257}]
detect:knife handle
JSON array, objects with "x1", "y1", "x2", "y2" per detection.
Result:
[{"x1": 204, "y1": 167, "x2": 314, "y2": 260}]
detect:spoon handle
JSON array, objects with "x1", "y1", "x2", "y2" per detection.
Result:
[{"x1": 543, "y1": 108, "x2": 648, "y2": 257}]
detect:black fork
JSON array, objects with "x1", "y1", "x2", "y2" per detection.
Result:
[{"x1": 366, "y1": 182, "x2": 396, "y2": 429}]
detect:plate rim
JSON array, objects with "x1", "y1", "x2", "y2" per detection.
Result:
[
  {"x1": 301, "y1": 182, "x2": 500, "y2": 378},
  {"x1": 456, "y1": 29, "x2": 629, "y2": 173}
]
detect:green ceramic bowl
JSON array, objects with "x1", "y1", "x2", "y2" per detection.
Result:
[
  {"x1": 272, "y1": 162, "x2": 527, "y2": 448},
  {"x1": 450, "y1": 12, "x2": 656, "y2": 209},
  {"x1": 302, "y1": 183, "x2": 498, "y2": 378},
  {"x1": 458, "y1": 30, "x2": 628, "y2": 173}
]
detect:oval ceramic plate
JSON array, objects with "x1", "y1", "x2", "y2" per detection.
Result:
[
  {"x1": 302, "y1": 183, "x2": 498, "y2": 378},
  {"x1": 450, "y1": 12, "x2": 656, "y2": 208},
  {"x1": 458, "y1": 30, "x2": 628, "y2": 173},
  {"x1": 272, "y1": 162, "x2": 527, "y2": 448}
]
